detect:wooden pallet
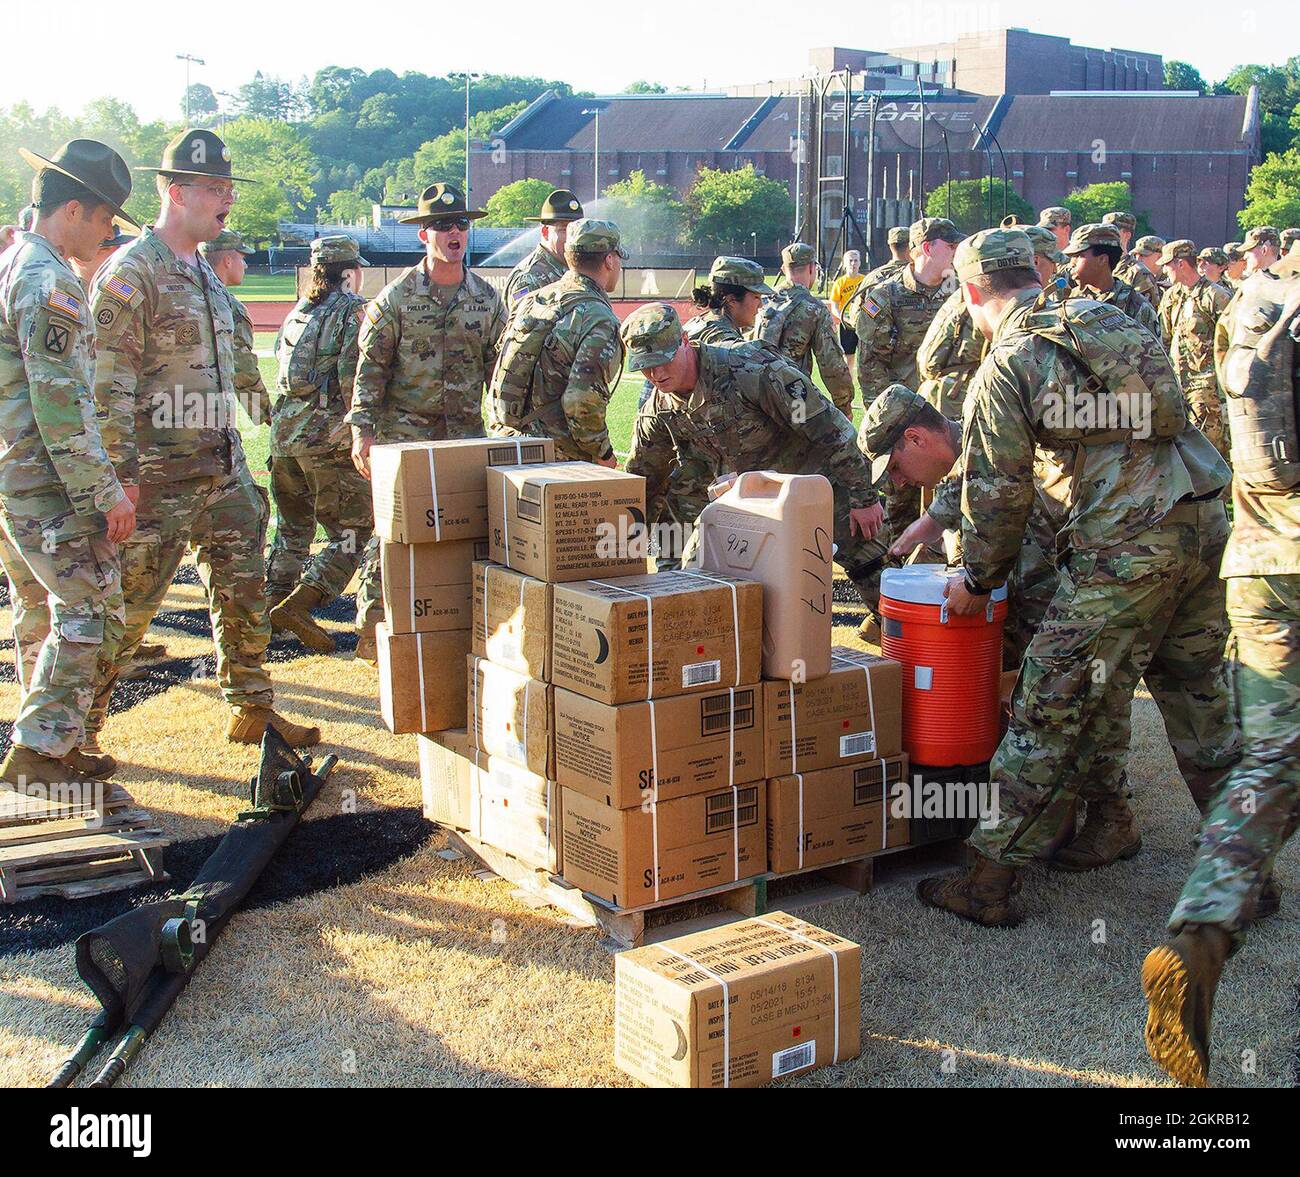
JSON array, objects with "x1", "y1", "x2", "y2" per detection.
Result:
[
  {"x1": 0, "y1": 785, "x2": 169, "y2": 903},
  {"x1": 0, "y1": 782, "x2": 135, "y2": 827},
  {"x1": 445, "y1": 830, "x2": 961, "y2": 951}
]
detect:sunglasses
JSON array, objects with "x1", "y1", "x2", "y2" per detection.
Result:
[{"x1": 429, "y1": 218, "x2": 471, "y2": 231}]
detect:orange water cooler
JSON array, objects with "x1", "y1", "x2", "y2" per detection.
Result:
[{"x1": 879, "y1": 566, "x2": 1007, "y2": 768}]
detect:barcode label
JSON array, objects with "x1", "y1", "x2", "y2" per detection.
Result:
[
  {"x1": 699, "y1": 688, "x2": 755, "y2": 735},
  {"x1": 772, "y1": 1040, "x2": 816, "y2": 1077},
  {"x1": 840, "y1": 731, "x2": 876, "y2": 758},
  {"x1": 703, "y1": 786, "x2": 759, "y2": 834},
  {"x1": 496, "y1": 635, "x2": 521, "y2": 665},
  {"x1": 488, "y1": 442, "x2": 548, "y2": 466},
  {"x1": 682, "y1": 659, "x2": 721, "y2": 688}
]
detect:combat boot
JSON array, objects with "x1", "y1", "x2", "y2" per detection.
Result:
[
  {"x1": 1050, "y1": 796, "x2": 1142, "y2": 872},
  {"x1": 1142, "y1": 925, "x2": 1232, "y2": 1088},
  {"x1": 0, "y1": 745, "x2": 74, "y2": 792},
  {"x1": 857, "y1": 616, "x2": 882, "y2": 647},
  {"x1": 1250, "y1": 876, "x2": 1282, "y2": 922},
  {"x1": 269, "y1": 585, "x2": 336, "y2": 654},
  {"x1": 135, "y1": 639, "x2": 167, "y2": 660},
  {"x1": 226, "y1": 707, "x2": 321, "y2": 748},
  {"x1": 354, "y1": 625, "x2": 378, "y2": 666},
  {"x1": 917, "y1": 852, "x2": 1020, "y2": 928},
  {"x1": 63, "y1": 747, "x2": 117, "y2": 780}
]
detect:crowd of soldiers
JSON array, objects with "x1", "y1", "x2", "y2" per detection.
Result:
[{"x1": 1, "y1": 128, "x2": 1296, "y2": 1089}]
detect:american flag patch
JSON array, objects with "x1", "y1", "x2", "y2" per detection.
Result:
[
  {"x1": 102, "y1": 274, "x2": 138, "y2": 303},
  {"x1": 862, "y1": 297, "x2": 882, "y2": 318},
  {"x1": 47, "y1": 287, "x2": 82, "y2": 318}
]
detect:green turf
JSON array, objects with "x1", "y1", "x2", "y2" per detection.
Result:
[{"x1": 239, "y1": 272, "x2": 297, "y2": 301}]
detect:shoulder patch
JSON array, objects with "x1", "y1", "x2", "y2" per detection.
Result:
[
  {"x1": 862, "y1": 297, "x2": 882, "y2": 318},
  {"x1": 101, "y1": 273, "x2": 138, "y2": 304},
  {"x1": 33, "y1": 308, "x2": 78, "y2": 357},
  {"x1": 47, "y1": 287, "x2": 82, "y2": 319}
]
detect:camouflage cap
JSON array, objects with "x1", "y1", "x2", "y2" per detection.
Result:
[
  {"x1": 1242, "y1": 225, "x2": 1280, "y2": 251},
  {"x1": 1158, "y1": 239, "x2": 1197, "y2": 266},
  {"x1": 953, "y1": 227, "x2": 1035, "y2": 283},
  {"x1": 782, "y1": 241, "x2": 816, "y2": 267},
  {"x1": 886, "y1": 226, "x2": 910, "y2": 246},
  {"x1": 909, "y1": 217, "x2": 964, "y2": 248},
  {"x1": 708, "y1": 255, "x2": 772, "y2": 294},
  {"x1": 1133, "y1": 235, "x2": 1165, "y2": 256},
  {"x1": 199, "y1": 228, "x2": 254, "y2": 255},
  {"x1": 1037, "y1": 206, "x2": 1072, "y2": 228},
  {"x1": 1197, "y1": 246, "x2": 1228, "y2": 266},
  {"x1": 1063, "y1": 222, "x2": 1123, "y2": 255},
  {"x1": 1022, "y1": 224, "x2": 1066, "y2": 263},
  {"x1": 1281, "y1": 227, "x2": 1300, "y2": 252},
  {"x1": 310, "y1": 234, "x2": 369, "y2": 266},
  {"x1": 566, "y1": 217, "x2": 629, "y2": 258},
  {"x1": 1102, "y1": 210, "x2": 1137, "y2": 232},
  {"x1": 1223, "y1": 241, "x2": 1245, "y2": 262},
  {"x1": 621, "y1": 302, "x2": 683, "y2": 371},
  {"x1": 857, "y1": 384, "x2": 931, "y2": 486},
  {"x1": 524, "y1": 188, "x2": 584, "y2": 223}
]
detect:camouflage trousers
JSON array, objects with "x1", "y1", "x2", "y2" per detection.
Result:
[
  {"x1": 1004, "y1": 517, "x2": 1060, "y2": 671},
  {"x1": 0, "y1": 514, "x2": 124, "y2": 758},
  {"x1": 1169, "y1": 573, "x2": 1300, "y2": 941},
  {"x1": 86, "y1": 467, "x2": 273, "y2": 735},
  {"x1": 970, "y1": 500, "x2": 1236, "y2": 867},
  {"x1": 265, "y1": 453, "x2": 372, "y2": 602},
  {"x1": 652, "y1": 461, "x2": 711, "y2": 572},
  {"x1": 1184, "y1": 381, "x2": 1231, "y2": 464}
]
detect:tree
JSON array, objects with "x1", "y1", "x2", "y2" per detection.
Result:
[
  {"x1": 237, "y1": 72, "x2": 306, "y2": 122},
  {"x1": 481, "y1": 178, "x2": 554, "y2": 226},
  {"x1": 603, "y1": 169, "x2": 687, "y2": 252},
  {"x1": 682, "y1": 164, "x2": 792, "y2": 254},
  {"x1": 1164, "y1": 61, "x2": 1206, "y2": 94},
  {"x1": 623, "y1": 81, "x2": 668, "y2": 94},
  {"x1": 220, "y1": 118, "x2": 317, "y2": 242},
  {"x1": 1239, "y1": 149, "x2": 1300, "y2": 232},
  {"x1": 1217, "y1": 61, "x2": 1300, "y2": 155},
  {"x1": 470, "y1": 101, "x2": 527, "y2": 142},
  {"x1": 184, "y1": 84, "x2": 219, "y2": 121},
  {"x1": 327, "y1": 188, "x2": 374, "y2": 223},
  {"x1": 924, "y1": 178, "x2": 1031, "y2": 235},
  {"x1": 1061, "y1": 181, "x2": 1153, "y2": 237}
]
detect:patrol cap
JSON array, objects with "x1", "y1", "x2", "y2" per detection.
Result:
[
  {"x1": 1037, "y1": 206, "x2": 1072, "y2": 228},
  {"x1": 139, "y1": 128, "x2": 257, "y2": 183},
  {"x1": 1242, "y1": 226, "x2": 1279, "y2": 251},
  {"x1": 1102, "y1": 210, "x2": 1137, "y2": 232},
  {"x1": 566, "y1": 218, "x2": 628, "y2": 258},
  {"x1": 782, "y1": 241, "x2": 816, "y2": 267},
  {"x1": 1022, "y1": 224, "x2": 1066, "y2": 263},
  {"x1": 621, "y1": 303, "x2": 683, "y2": 371},
  {"x1": 886, "y1": 226, "x2": 910, "y2": 246},
  {"x1": 953, "y1": 227, "x2": 1035, "y2": 283},
  {"x1": 1197, "y1": 246, "x2": 1228, "y2": 266},
  {"x1": 1223, "y1": 242, "x2": 1245, "y2": 262},
  {"x1": 909, "y1": 217, "x2": 964, "y2": 249},
  {"x1": 310, "y1": 234, "x2": 369, "y2": 266},
  {"x1": 398, "y1": 183, "x2": 486, "y2": 226},
  {"x1": 857, "y1": 384, "x2": 931, "y2": 486},
  {"x1": 1158, "y1": 239, "x2": 1197, "y2": 265},
  {"x1": 200, "y1": 228, "x2": 254, "y2": 255},
  {"x1": 1280, "y1": 227, "x2": 1300, "y2": 253},
  {"x1": 1063, "y1": 222, "x2": 1123, "y2": 255},
  {"x1": 708, "y1": 255, "x2": 772, "y2": 294},
  {"x1": 524, "y1": 188, "x2": 584, "y2": 223},
  {"x1": 1133, "y1": 235, "x2": 1165, "y2": 256},
  {"x1": 20, "y1": 138, "x2": 139, "y2": 230}
]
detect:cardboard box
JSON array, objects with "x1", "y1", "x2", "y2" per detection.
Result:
[
  {"x1": 767, "y1": 755, "x2": 910, "y2": 873},
  {"x1": 372, "y1": 437, "x2": 554, "y2": 544},
  {"x1": 468, "y1": 655, "x2": 553, "y2": 778},
  {"x1": 472, "y1": 561, "x2": 552, "y2": 680},
  {"x1": 377, "y1": 624, "x2": 470, "y2": 734},
  {"x1": 475, "y1": 760, "x2": 562, "y2": 875},
  {"x1": 614, "y1": 911, "x2": 861, "y2": 1088},
  {"x1": 416, "y1": 728, "x2": 477, "y2": 830},
  {"x1": 382, "y1": 538, "x2": 488, "y2": 634},
  {"x1": 763, "y1": 647, "x2": 902, "y2": 778},
  {"x1": 551, "y1": 571, "x2": 763, "y2": 706},
  {"x1": 561, "y1": 783, "x2": 766, "y2": 906},
  {"x1": 554, "y1": 684, "x2": 765, "y2": 808},
  {"x1": 487, "y1": 461, "x2": 649, "y2": 582}
]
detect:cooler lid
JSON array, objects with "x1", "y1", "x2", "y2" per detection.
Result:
[{"x1": 881, "y1": 564, "x2": 1008, "y2": 605}]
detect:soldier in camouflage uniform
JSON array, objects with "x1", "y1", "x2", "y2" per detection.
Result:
[
  {"x1": 1242, "y1": 225, "x2": 1280, "y2": 276},
  {"x1": 624, "y1": 303, "x2": 888, "y2": 614},
  {"x1": 1036, "y1": 206, "x2": 1071, "y2": 251},
  {"x1": 0, "y1": 140, "x2": 137, "y2": 790},
  {"x1": 1160, "y1": 239, "x2": 1232, "y2": 460},
  {"x1": 347, "y1": 183, "x2": 505, "y2": 659},
  {"x1": 847, "y1": 217, "x2": 964, "y2": 537},
  {"x1": 487, "y1": 218, "x2": 626, "y2": 462},
  {"x1": 1196, "y1": 246, "x2": 1230, "y2": 293},
  {"x1": 753, "y1": 241, "x2": 855, "y2": 413},
  {"x1": 1281, "y1": 227, "x2": 1300, "y2": 256},
  {"x1": 859, "y1": 226, "x2": 910, "y2": 287},
  {"x1": 264, "y1": 235, "x2": 371, "y2": 654},
  {"x1": 1143, "y1": 246, "x2": 1300, "y2": 1088},
  {"x1": 912, "y1": 228, "x2": 1236, "y2": 927},
  {"x1": 915, "y1": 288, "x2": 984, "y2": 419},
  {"x1": 502, "y1": 188, "x2": 584, "y2": 312},
  {"x1": 200, "y1": 228, "x2": 270, "y2": 429},
  {"x1": 1222, "y1": 242, "x2": 1247, "y2": 291},
  {"x1": 1104, "y1": 212, "x2": 1162, "y2": 307},
  {"x1": 86, "y1": 129, "x2": 318, "y2": 749},
  {"x1": 637, "y1": 257, "x2": 770, "y2": 569},
  {"x1": 1063, "y1": 223, "x2": 1161, "y2": 339},
  {"x1": 1131, "y1": 234, "x2": 1169, "y2": 302}
]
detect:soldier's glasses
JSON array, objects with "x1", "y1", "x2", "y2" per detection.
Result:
[
  {"x1": 181, "y1": 183, "x2": 237, "y2": 202},
  {"x1": 430, "y1": 218, "x2": 471, "y2": 231}
]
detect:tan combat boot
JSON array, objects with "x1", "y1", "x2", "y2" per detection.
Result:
[
  {"x1": 0, "y1": 745, "x2": 74, "y2": 792},
  {"x1": 268, "y1": 585, "x2": 336, "y2": 654},
  {"x1": 63, "y1": 747, "x2": 117, "y2": 780},
  {"x1": 857, "y1": 616, "x2": 882, "y2": 647},
  {"x1": 1250, "y1": 876, "x2": 1282, "y2": 921},
  {"x1": 917, "y1": 852, "x2": 1021, "y2": 927},
  {"x1": 226, "y1": 706, "x2": 321, "y2": 748},
  {"x1": 1050, "y1": 795, "x2": 1142, "y2": 872},
  {"x1": 1142, "y1": 925, "x2": 1232, "y2": 1087},
  {"x1": 354, "y1": 625, "x2": 378, "y2": 665}
]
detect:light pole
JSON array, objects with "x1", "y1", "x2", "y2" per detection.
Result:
[
  {"x1": 750, "y1": 231, "x2": 757, "y2": 259},
  {"x1": 177, "y1": 54, "x2": 206, "y2": 123},
  {"x1": 450, "y1": 72, "x2": 480, "y2": 199},
  {"x1": 582, "y1": 107, "x2": 601, "y2": 204}
]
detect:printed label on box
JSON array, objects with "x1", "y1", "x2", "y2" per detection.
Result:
[
  {"x1": 682, "y1": 659, "x2": 722, "y2": 689},
  {"x1": 839, "y1": 731, "x2": 876, "y2": 758},
  {"x1": 772, "y1": 1040, "x2": 816, "y2": 1078}
]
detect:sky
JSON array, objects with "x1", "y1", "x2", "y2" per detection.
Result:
[{"x1": 7, "y1": 0, "x2": 1295, "y2": 121}]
